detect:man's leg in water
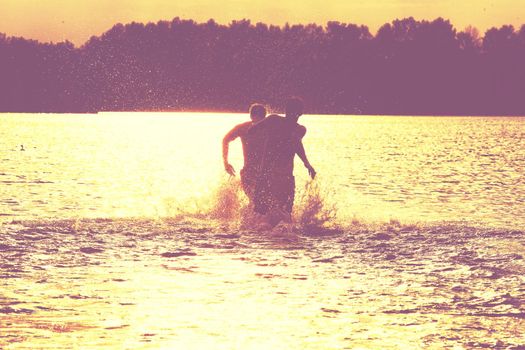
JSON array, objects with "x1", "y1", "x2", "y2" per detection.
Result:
[
  {"x1": 239, "y1": 168, "x2": 266, "y2": 228},
  {"x1": 252, "y1": 171, "x2": 273, "y2": 215},
  {"x1": 266, "y1": 175, "x2": 295, "y2": 226},
  {"x1": 240, "y1": 168, "x2": 256, "y2": 205}
]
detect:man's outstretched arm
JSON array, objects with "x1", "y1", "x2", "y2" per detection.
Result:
[
  {"x1": 296, "y1": 139, "x2": 316, "y2": 179},
  {"x1": 222, "y1": 126, "x2": 241, "y2": 176}
]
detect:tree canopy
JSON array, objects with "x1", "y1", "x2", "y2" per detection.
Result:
[{"x1": 1, "y1": 17, "x2": 524, "y2": 115}]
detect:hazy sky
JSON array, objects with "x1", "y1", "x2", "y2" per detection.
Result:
[{"x1": 1, "y1": 0, "x2": 523, "y2": 45}]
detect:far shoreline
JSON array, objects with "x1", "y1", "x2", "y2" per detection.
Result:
[{"x1": 1, "y1": 111, "x2": 525, "y2": 118}]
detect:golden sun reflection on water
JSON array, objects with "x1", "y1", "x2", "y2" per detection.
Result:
[{"x1": 1, "y1": 113, "x2": 524, "y2": 227}]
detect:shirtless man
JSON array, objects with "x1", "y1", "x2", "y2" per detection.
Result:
[
  {"x1": 248, "y1": 97, "x2": 316, "y2": 223},
  {"x1": 222, "y1": 103, "x2": 267, "y2": 203}
]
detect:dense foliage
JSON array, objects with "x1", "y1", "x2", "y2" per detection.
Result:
[{"x1": 1, "y1": 17, "x2": 524, "y2": 115}]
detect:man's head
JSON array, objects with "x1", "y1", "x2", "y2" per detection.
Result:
[
  {"x1": 285, "y1": 97, "x2": 304, "y2": 122},
  {"x1": 249, "y1": 103, "x2": 266, "y2": 122}
]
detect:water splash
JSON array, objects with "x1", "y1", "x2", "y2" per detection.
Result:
[
  {"x1": 161, "y1": 176, "x2": 341, "y2": 234},
  {"x1": 293, "y1": 179, "x2": 338, "y2": 235},
  {"x1": 208, "y1": 178, "x2": 275, "y2": 231},
  {"x1": 161, "y1": 177, "x2": 248, "y2": 226},
  {"x1": 207, "y1": 177, "x2": 247, "y2": 221}
]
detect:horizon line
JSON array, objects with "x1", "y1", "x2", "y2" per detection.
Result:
[{"x1": 2, "y1": 111, "x2": 525, "y2": 118}]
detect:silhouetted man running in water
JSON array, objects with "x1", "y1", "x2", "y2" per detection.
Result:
[
  {"x1": 222, "y1": 103, "x2": 267, "y2": 204},
  {"x1": 248, "y1": 97, "x2": 316, "y2": 225}
]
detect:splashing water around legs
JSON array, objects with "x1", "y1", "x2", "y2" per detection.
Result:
[
  {"x1": 293, "y1": 179, "x2": 338, "y2": 235},
  {"x1": 208, "y1": 177, "x2": 246, "y2": 221},
  {"x1": 161, "y1": 176, "x2": 339, "y2": 236},
  {"x1": 215, "y1": 176, "x2": 339, "y2": 235},
  {"x1": 161, "y1": 177, "x2": 268, "y2": 231},
  {"x1": 161, "y1": 177, "x2": 247, "y2": 223}
]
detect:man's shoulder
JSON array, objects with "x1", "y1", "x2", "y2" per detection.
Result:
[
  {"x1": 225, "y1": 121, "x2": 252, "y2": 140},
  {"x1": 296, "y1": 124, "x2": 307, "y2": 137},
  {"x1": 266, "y1": 114, "x2": 285, "y2": 126},
  {"x1": 249, "y1": 114, "x2": 282, "y2": 133},
  {"x1": 234, "y1": 121, "x2": 253, "y2": 133}
]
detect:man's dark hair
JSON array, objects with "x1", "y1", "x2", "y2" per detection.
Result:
[
  {"x1": 285, "y1": 97, "x2": 304, "y2": 117},
  {"x1": 249, "y1": 103, "x2": 266, "y2": 120}
]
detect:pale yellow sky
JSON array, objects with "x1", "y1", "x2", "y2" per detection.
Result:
[{"x1": 0, "y1": 0, "x2": 523, "y2": 45}]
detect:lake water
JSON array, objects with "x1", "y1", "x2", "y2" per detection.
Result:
[
  {"x1": 1, "y1": 113, "x2": 524, "y2": 227},
  {"x1": 1, "y1": 113, "x2": 524, "y2": 349}
]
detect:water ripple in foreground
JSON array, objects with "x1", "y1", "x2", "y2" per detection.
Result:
[{"x1": 1, "y1": 218, "x2": 524, "y2": 349}]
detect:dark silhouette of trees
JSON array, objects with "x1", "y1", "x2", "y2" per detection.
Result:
[{"x1": 0, "y1": 17, "x2": 524, "y2": 115}]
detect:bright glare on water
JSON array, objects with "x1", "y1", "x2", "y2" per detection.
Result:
[
  {"x1": 1, "y1": 113, "x2": 524, "y2": 227},
  {"x1": 1, "y1": 113, "x2": 524, "y2": 349}
]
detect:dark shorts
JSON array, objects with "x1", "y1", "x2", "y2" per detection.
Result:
[{"x1": 253, "y1": 173, "x2": 295, "y2": 215}]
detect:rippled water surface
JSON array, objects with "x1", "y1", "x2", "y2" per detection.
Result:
[
  {"x1": 1, "y1": 113, "x2": 524, "y2": 349},
  {"x1": 1, "y1": 113, "x2": 524, "y2": 226}
]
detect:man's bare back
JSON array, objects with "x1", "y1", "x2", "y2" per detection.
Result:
[
  {"x1": 251, "y1": 114, "x2": 306, "y2": 175},
  {"x1": 247, "y1": 98, "x2": 315, "y2": 221},
  {"x1": 222, "y1": 104, "x2": 267, "y2": 202}
]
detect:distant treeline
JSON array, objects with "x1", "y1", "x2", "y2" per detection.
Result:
[{"x1": 1, "y1": 17, "x2": 524, "y2": 115}]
